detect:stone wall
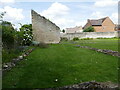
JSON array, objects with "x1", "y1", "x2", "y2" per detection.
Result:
[
  {"x1": 31, "y1": 10, "x2": 60, "y2": 44},
  {"x1": 61, "y1": 31, "x2": 119, "y2": 40}
]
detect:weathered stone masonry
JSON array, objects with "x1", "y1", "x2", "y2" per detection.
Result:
[{"x1": 31, "y1": 10, "x2": 60, "y2": 44}]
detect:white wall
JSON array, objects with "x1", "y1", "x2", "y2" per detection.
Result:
[{"x1": 60, "y1": 31, "x2": 119, "y2": 40}]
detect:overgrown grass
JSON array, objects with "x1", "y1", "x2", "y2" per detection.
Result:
[
  {"x1": 3, "y1": 42, "x2": 118, "y2": 88},
  {"x1": 2, "y1": 46, "x2": 32, "y2": 63},
  {"x1": 2, "y1": 49, "x2": 21, "y2": 63}
]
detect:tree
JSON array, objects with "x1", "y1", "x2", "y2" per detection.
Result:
[
  {"x1": 0, "y1": 11, "x2": 6, "y2": 21},
  {"x1": 83, "y1": 26, "x2": 94, "y2": 32},
  {"x1": 2, "y1": 21, "x2": 16, "y2": 49},
  {"x1": 62, "y1": 29, "x2": 65, "y2": 33},
  {"x1": 19, "y1": 24, "x2": 33, "y2": 45}
]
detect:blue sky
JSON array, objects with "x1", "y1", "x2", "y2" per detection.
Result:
[{"x1": 0, "y1": 0, "x2": 118, "y2": 30}]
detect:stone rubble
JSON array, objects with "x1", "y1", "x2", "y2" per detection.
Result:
[
  {"x1": 34, "y1": 81, "x2": 118, "y2": 90},
  {"x1": 59, "y1": 81, "x2": 118, "y2": 90},
  {"x1": 75, "y1": 45, "x2": 120, "y2": 57},
  {"x1": 2, "y1": 48, "x2": 35, "y2": 72}
]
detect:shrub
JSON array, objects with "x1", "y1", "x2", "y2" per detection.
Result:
[
  {"x1": 62, "y1": 29, "x2": 65, "y2": 33},
  {"x1": 73, "y1": 37, "x2": 79, "y2": 41},
  {"x1": 83, "y1": 26, "x2": 94, "y2": 32},
  {"x1": 31, "y1": 41, "x2": 40, "y2": 46},
  {"x1": 96, "y1": 37, "x2": 120, "y2": 39},
  {"x1": 80, "y1": 38, "x2": 93, "y2": 40},
  {"x1": 38, "y1": 42, "x2": 49, "y2": 48},
  {"x1": 2, "y1": 21, "x2": 16, "y2": 49},
  {"x1": 60, "y1": 37, "x2": 68, "y2": 41},
  {"x1": 19, "y1": 24, "x2": 33, "y2": 46},
  {"x1": 2, "y1": 49, "x2": 22, "y2": 63}
]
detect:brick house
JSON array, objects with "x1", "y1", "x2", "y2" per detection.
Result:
[{"x1": 83, "y1": 17, "x2": 115, "y2": 32}]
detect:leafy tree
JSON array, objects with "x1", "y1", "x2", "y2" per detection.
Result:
[
  {"x1": 2, "y1": 21, "x2": 16, "y2": 49},
  {"x1": 83, "y1": 26, "x2": 94, "y2": 32},
  {"x1": 19, "y1": 24, "x2": 33, "y2": 45},
  {"x1": 0, "y1": 11, "x2": 6, "y2": 21},
  {"x1": 62, "y1": 29, "x2": 65, "y2": 33}
]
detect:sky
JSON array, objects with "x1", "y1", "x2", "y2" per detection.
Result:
[{"x1": 0, "y1": 0, "x2": 119, "y2": 30}]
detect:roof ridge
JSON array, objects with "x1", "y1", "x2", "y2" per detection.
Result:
[{"x1": 89, "y1": 17, "x2": 108, "y2": 21}]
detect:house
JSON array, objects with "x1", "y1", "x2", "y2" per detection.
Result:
[
  {"x1": 83, "y1": 17, "x2": 115, "y2": 32},
  {"x1": 31, "y1": 10, "x2": 60, "y2": 44},
  {"x1": 66, "y1": 26, "x2": 83, "y2": 33}
]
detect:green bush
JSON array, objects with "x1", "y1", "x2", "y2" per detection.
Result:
[
  {"x1": 31, "y1": 41, "x2": 40, "y2": 46},
  {"x1": 96, "y1": 37, "x2": 119, "y2": 39},
  {"x1": 60, "y1": 37, "x2": 68, "y2": 41},
  {"x1": 19, "y1": 24, "x2": 33, "y2": 46},
  {"x1": 83, "y1": 26, "x2": 94, "y2": 32},
  {"x1": 73, "y1": 37, "x2": 79, "y2": 41},
  {"x1": 38, "y1": 42, "x2": 49, "y2": 48},
  {"x1": 2, "y1": 21, "x2": 16, "y2": 49},
  {"x1": 62, "y1": 29, "x2": 65, "y2": 33},
  {"x1": 80, "y1": 38, "x2": 93, "y2": 40},
  {"x1": 2, "y1": 49, "x2": 21, "y2": 63}
]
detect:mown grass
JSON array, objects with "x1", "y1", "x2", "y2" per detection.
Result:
[
  {"x1": 3, "y1": 41, "x2": 118, "y2": 88},
  {"x1": 75, "y1": 39, "x2": 118, "y2": 51}
]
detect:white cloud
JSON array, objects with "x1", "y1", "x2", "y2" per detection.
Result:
[
  {"x1": 91, "y1": 11, "x2": 105, "y2": 19},
  {"x1": 40, "y1": 2, "x2": 71, "y2": 29},
  {"x1": 0, "y1": 6, "x2": 24, "y2": 29},
  {"x1": 75, "y1": 20, "x2": 86, "y2": 27},
  {"x1": 0, "y1": 6, "x2": 24, "y2": 21},
  {"x1": 41, "y1": 2, "x2": 69, "y2": 19},
  {"x1": 91, "y1": 11, "x2": 118, "y2": 24},
  {"x1": 40, "y1": 2, "x2": 89, "y2": 29},
  {"x1": 53, "y1": 18, "x2": 75, "y2": 29},
  {"x1": 94, "y1": 0, "x2": 118, "y2": 7},
  {"x1": 110, "y1": 12, "x2": 118, "y2": 24},
  {"x1": 0, "y1": 0, "x2": 15, "y2": 3}
]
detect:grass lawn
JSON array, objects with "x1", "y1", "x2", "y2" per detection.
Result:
[
  {"x1": 3, "y1": 39, "x2": 118, "y2": 88},
  {"x1": 74, "y1": 39, "x2": 118, "y2": 51}
]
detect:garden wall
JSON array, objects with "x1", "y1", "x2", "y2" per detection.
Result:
[{"x1": 61, "y1": 31, "x2": 120, "y2": 40}]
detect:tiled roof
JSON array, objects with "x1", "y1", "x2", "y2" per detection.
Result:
[{"x1": 89, "y1": 17, "x2": 108, "y2": 26}]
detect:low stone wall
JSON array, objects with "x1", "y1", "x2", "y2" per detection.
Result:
[{"x1": 61, "y1": 31, "x2": 120, "y2": 40}]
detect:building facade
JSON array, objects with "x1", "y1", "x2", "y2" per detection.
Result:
[
  {"x1": 66, "y1": 26, "x2": 83, "y2": 33},
  {"x1": 83, "y1": 17, "x2": 115, "y2": 32}
]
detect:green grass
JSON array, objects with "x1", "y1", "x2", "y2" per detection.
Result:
[
  {"x1": 2, "y1": 49, "x2": 21, "y2": 63},
  {"x1": 3, "y1": 41, "x2": 118, "y2": 88},
  {"x1": 2, "y1": 47, "x2": 33, "y2": 63},
  {"x1": 75, "y1": 39, "x2": 118, "y2": 51}
]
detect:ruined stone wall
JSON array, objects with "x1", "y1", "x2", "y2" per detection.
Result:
[
  {"x1": 31, "y1": 10, "x2": 60, "y2": 44},
  {"x1": 61, "y1": 31, "x2": 119, "y2": 40}
]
